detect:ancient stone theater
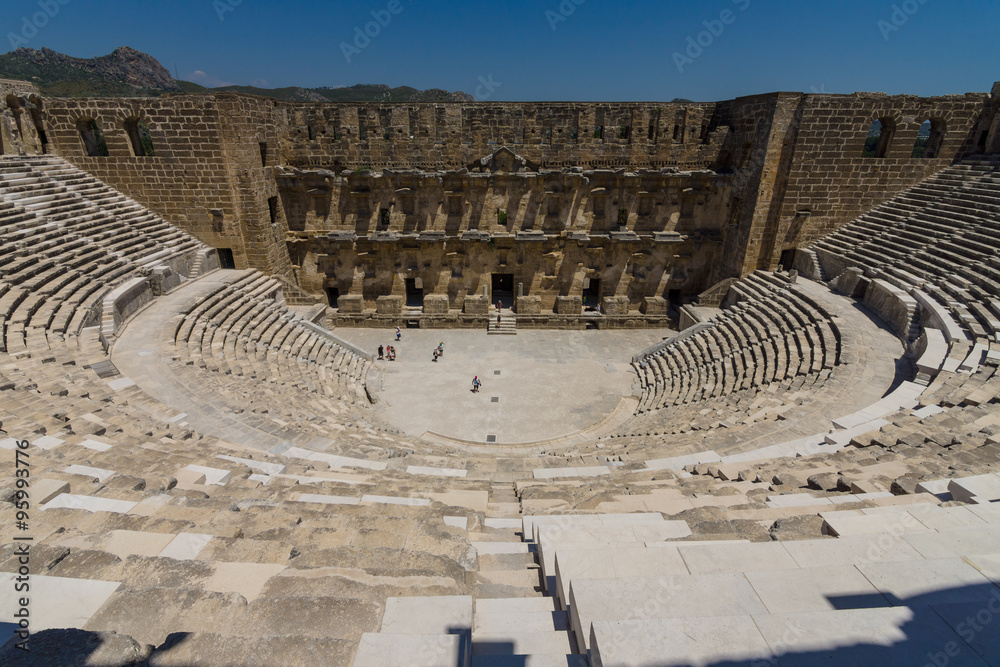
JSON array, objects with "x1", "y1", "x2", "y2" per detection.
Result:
[{"x1": 1, "y1": 76, "x2": 999, "y2": 665}]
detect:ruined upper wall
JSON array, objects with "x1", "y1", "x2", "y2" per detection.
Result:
[
  {"x1": 21, "y1": 93, "x2": 292, "y2": 276},
  {"x1": 0, "y1": 79, "x2": 45, "y2": 156},
  {"x1": 770, "y1": 90, "x2": 988, "y2": 267},
  {"x1": 277, "y1": 102, "x2": 727, "y2": 171}
]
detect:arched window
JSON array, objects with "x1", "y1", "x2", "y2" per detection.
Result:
[
  {"x1": 912, "y1": 118, "x2": 946, "y2": 158},
  {"x1": 124, "y1": 118, "x2": 154, "y2": 156},
  {"x1": 77, "y1": 118, "x2": 109, "y2": 157},
  {"x1": 862, "y1": 117, "x2": 896, "y2": 158}
]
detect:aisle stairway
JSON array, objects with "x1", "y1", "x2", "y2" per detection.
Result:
[
  {"x1": 488, "y1": 309, "x2": 517, "y2": 335},
  {"x1": 351, "y1": 483, "x2": 587, "y2": 666}
]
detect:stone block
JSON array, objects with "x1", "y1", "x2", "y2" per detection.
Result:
[
  {"x1": 640, "y1": 295, "x2": 667, "y2": 316},
  {"x1": 555, "y1": 296, "x2": 582, "y2": 315},
  {"x1": 63, "y1": 465, "x2": 115, "y2": 482},
  {"x1": 948, "y1": 473, "x2": 1000, "y2": 504},
  {"x1": 902, "y1": 526, "x2": 1000, "y2": 560},
  {"x1": 102, "y1": 530, "x2": 176, "y2": 560},
  {"x1": 33, "y1": 478, "x2": 71, "y2": 504},
  {"x1": 427, "y1": 490, "x2": 489, "y2": 512},
  {"x1": 515, "y1": 295, "x2": 541, "y2": 315},
  {"x1": 602, "y1": 296, "x2": 630, "y2": 316},
  {"x1": 569, "y1": 574, "x2": 769, "y2": 651},
  {"x1": 753, "y1": 607, "x2": 978, "y2": 666},
  {"x1": 376, "y1": 295, "x2": 403, "y2": 315},
  {"x1": 591, "y1": 617, "x2": 775, "y2": 667},
  {"x1": 183, "y1": 464, "x2": 231, "y2": 486},
  {"x1": 423, "y1": 294, "x2": 450, "y2": 315},
  {"x1": 159, "y1": 533, "x2": 214, "y2": 560},
  {"x1": 677, "y1": 541, "x2": 798, "y2": 575},
  {"x1": 203, "y1": 562, "x2": 286, "y2": 603},
  {"x1": 464, "y1": 295, "x2": 489, "y2": 316},
  {"x1": 380, "y1": 596, "x2": 473, "y2": 635},
  {"x1": 0, "y1": 573, "x2": 122, "y2": 632},
  {"x1": 857, "y1": 558, "x2": 996, "y2": 606},
  {"x1": 353, "y1": 634, "x2": 467, "y2": 667},
  {"x1": 41, "y1": 494, "x2": 137, "y2": 514},
  {"x1": 360, "y1": 494, "x2": 430, "y2": 506},
  {"x1": 337, "y1": 294, "x2": 364, "y2": 314},
  {"x1": 744, "y1": 564, "x2": 891, "y2": 614}
]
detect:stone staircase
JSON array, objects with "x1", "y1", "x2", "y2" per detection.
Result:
[
  {"x1": 488, "y1": 309, "x2": 517, "y2": 335},
  {"x1": 351, "y1": 482, "x2": 587, "y2": 667}
]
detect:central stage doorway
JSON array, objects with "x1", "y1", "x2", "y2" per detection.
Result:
[
  {"x1": 405, "y1": 278, "x2": 424, "y2": 308},
  {"x1": 492, "y1": 273, "x2": 514, "y2": 309}
]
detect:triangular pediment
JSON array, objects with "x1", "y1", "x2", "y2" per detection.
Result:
[{"x1": 469, "y1": 146, "x2": 538, "y2": 173}]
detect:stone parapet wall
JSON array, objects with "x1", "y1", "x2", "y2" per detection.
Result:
[{"x1": 281, "y1": 101, "x2": 724, "y2": 171}]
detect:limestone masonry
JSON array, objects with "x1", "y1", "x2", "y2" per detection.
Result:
[
  {"x1": 3, "y1": 79, "x2": 995, "y2": 326},
  {"x1": 2, "y1": 76, "x2": 1000, "y2": 665}
]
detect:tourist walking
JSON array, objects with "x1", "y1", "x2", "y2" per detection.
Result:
[
  {"x1": 433, "y1": 348, "x2": 439, "y2": 362},
  {"x1": 395, "y1": 326, "x2": 401, "y2": 341},
  {"x1": 472, "y1": 376, "x2": 481, "y2": 393},
  {"x1": 378, "y1": 345, "x2": 384, "y2": 360},
  {"x1": 387, "y1": 345, "x2": 395, "y2": 361}
]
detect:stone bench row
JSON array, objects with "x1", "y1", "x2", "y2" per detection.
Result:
[
  {"x1": 637, "y1": 272, "x2": 839, "y2": 414},
  {"x1": 549, "y1": 503, "x2": 1000, "y2": 659}
]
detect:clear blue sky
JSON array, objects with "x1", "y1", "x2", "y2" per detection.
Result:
[{"x1": 2, "y1": 0, "x2": 997, "y2": 101}]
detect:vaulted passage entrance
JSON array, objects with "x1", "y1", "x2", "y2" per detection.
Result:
[
  {"x1": 405, "y1": 278, "x2": 424, "y2": 308},
  {"x1": 492, "y1": 273, "x2": 514, "y2": 309}
]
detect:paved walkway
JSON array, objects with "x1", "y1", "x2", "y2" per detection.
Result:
[
  {"x1": 111, "y1": 271, "x2": 672, "y2": 448},
  {"x1": 111, "y1": 271, "x2": 312, "y2": 452},
  {"x1": 334, "y1": 327, "x2": 672, "y2": 445}
]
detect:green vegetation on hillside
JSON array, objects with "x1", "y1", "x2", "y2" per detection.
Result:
[
  {"x1": 0, "y1": 46, "x2": 473, "y2": 102},
  {"x1": 0, "y1": 52, "x2": 165, "y2": 97}
]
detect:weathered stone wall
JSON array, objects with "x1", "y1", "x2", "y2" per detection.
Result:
[
  {"x1": 281, "y1": 164, "x2": 727, "y2": 312},
  {"x1": 38, "y1": 93, "x2": 292, "y2": 277},
  {"x1": 279, "y1": 102, "x2": 726, "y2": 171},
  {"x1": 0, "y1": 79, "x2": 47, "y2": 156},
  {"x1": 767, "y1": 91, "x2": 988, "y2": 269},
  {"x1": 6, "y1": 81, "x2": 995, "y2": 318}
]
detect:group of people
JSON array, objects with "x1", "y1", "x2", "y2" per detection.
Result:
[
  {"x1": 377, "y1": 327, "x2": 403, "y2": 361},
  {"x1": 377, "y1": 330, "x2": 445, "y2": 364},
  {"x1": 375, "y1": 326, "x2": 485, "y2": 394}
]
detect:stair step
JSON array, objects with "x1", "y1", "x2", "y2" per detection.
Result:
[
  {"x1": 474, "y1": 608, "x2": 568, "y2": 634},
  {"x1": 476, "y1": 598, "x2": 558, "y2": 614},
  {"x1": 472, "y1": 630, "x2": 574, "y2": 656},
  {"x1": 472, "y1": 655, "x2": 587, "y2": 667},
  {"x1": 477, "y1": 553, "x2": 539, "y2": 571}
]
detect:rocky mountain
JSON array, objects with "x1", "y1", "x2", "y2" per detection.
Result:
[
  {"x1": 0, "y1": 46, "x2": 473, "y2": 102},
  {"x1": 0, "y1": 46, "x2": 180, "y2": 96},
  {"x1": 180, "y1": 82, "x2": 475, "y2": 103}
]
